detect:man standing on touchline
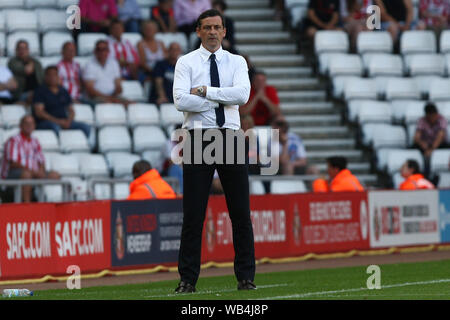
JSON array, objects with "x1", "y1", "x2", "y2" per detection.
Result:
[{"x1": 173, "y1": 9, "x2": 256, "y2": 293}]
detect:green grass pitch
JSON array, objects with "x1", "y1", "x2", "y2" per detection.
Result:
[{"x1": 6, "y1": 259, "x2": 450, "y2": 300}]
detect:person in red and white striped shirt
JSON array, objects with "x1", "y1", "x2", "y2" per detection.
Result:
[
  {"x1": 107, "y1": 19, "x2": 139, "y2": 80},
  {"x1": 0, "y1": 115, "x2": 60, "y2": 202},
  {"x1": 57, "y1": 42, "x2": 82, "y2": 102}
]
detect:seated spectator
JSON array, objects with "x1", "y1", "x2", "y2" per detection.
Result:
[
  {"x1": 304, "y1": 0, "x2": 341, "y2": 40},
  {"x1": 341, "y1": 0, "x2": 373, "y2": 51},
  {"x1": 376, "y1": 0, "x2": 425, "y2": 41},
  {"x1": 399, "y1": 159, "x2": 435, "y2": 190},
  {"x1": 151, "y1": 0, "x2": 177, "y2": 33},
  {"x1": 161, "y1": 123, "x2": 183, "y2": 193},
  {"x1": 413, "y1": 102, "x2": 448, "y2": 177},
  {"x1": 240, "y1": 70, "x2": 280, "y2": 126},
  {"x1": 79, "y1": 0, "x2": 118, "y2": 33},
  {"x1": 127, "y1": 160, "x2": 177, "y2": 200},
  {"x1": 8, "y1": 40, "x2": 44, "y2": 105},
  {"x1": 57, "y1": 42, "x2": 83, "y2": 103},
  {"x1": 33, "y1": 66, "x2": 91, "y2": 138},
  {"x1": 0, "y1": 55, "x2": 18, "y2": 104},
  {"x1": 419, "y1": 0, "x2": 449, "y2": 35},
  {"x1": 116, "y1": 0, "x2": 141, "y2": 33},
  {"x1": 313, "y1": 156, "x2": 364, "y2": 192},
  {"x1": 82, "y1": 40, "x2": 131, "y2": 106},
  {"x1": 137, "y1": 20, "x2": 167, "y2": 83},
  {"x1": 211, "y1": 0, "x2": 237, "y2": 54},
  {"x1": 108, "y1": 19, "x2": 140, "y2": 80},
  {"x1": 0, "y1": 115, "x2": 60, "y2": 202},
  {"x1": 149, "y1": 42, "x2": 181, "y2": 105},
  {"x1": 271, "y1": 116, "x2": 319, "y2": 176},
  {"x1": 174, "y1": 0, "x2": 211, "y2": 39}
]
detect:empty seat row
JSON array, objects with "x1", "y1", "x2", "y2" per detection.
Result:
[
  {"x1": 0, "y1": 0, "x2": 77, "y2": 9},
  {"x1": 0, "y1": 9, "x2": 68, "y2": 34}
]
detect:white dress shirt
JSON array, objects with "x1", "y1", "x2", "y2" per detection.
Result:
[
  {"x1": 173, "y1": 45, "x2": 250, "y2": 130},
  {"x1": 82, "y1": 57, "x2": 121, "y2": 96}
]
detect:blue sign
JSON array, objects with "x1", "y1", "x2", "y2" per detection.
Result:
[
  {"x1": 111, "y1": 199, "x2": 183, "y2": 267},
  {"x1": 439, "y1": 190, "x2": 450, "y2": 243}
]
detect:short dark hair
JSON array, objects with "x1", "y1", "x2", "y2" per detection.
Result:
[
  {"x1": 16, "y1": 39, "x2": 28, "y2": 50},
  {"x1": 62, "y1": 41, "x2": 75, "y2": 51},
  {"x1": 132, "y1": 160, "x2": 152, "y2": 178},
  {"x1": 45, "y1": 65, "x2": 58, "y2": 74},
  {"x1": 327, "y1": 156, "x2": 347, "y2": 171},
  {"x1": 405, "y1": 159, "x2": 420, "y2": 174},
  {"x1": 424, "y1": 102, "x2": 438, "y2": 115},
  {"x1": 196, "y1": 9, "x2": 225, "y2": 29},
  {"x1": 95, "y1": 39, "x2": 109, "y2": 50},
  {"x1": 110, "y1": 18, "x2": 123, "y2": 28}
]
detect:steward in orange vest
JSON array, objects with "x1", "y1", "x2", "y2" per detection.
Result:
[
  {"x1": 128, "y1": 160, "x2": 177, "y2": 200},
  {"x1": 313, "y1": 156, "x2": 364, "y2": 192},
  {"x1": 399, "y1": 160, "x2": 435, "y2": 190}
]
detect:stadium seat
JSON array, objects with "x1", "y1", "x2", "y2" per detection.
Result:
[
  {"x1": 127, "y1": 103, "x2": 160, "y2": 127},
  {"x1": 105, "y1": 152, "x2": 141, "y2": 178},
  {"x1": 406, "y1": 54, "x2": 445, "y2": 76},
  {"x1": 42, "y1": 31, "x2": 73, "y2": 56},
  {"x1": 361, "y1": 123, "x2": 393, "y2": 147},
  {"x1": 250, "y1": 180, "x2": 266, "y2": 195},
  {"x1": 440, "y1": 30, "x2": 450, "y2": 54},
  {"x1": 37, "y1": 9, "x2": 67, "y2": 33},
  {"x1": 446, "y1": 54, "x2": 450, "y2": 76},
  {"x1": 328, "y1": 54, "x2": 363, "y2": 77},
  {"x1": 376, "y1": 148, "x2": 398, "y2": 171},
  {"x1": 385, "y1": 78, "x2": 421, "y2": 101},
  {"x1": 386, "y1": 149, "x2": 424, "y2": 175},
  {"x1": 73, "y1": 103, "x2": 95, "y2": 126},
  {"x1": 42, "y1": 185, "x2": 64, "y2": 202},
  {"x1": 0, "y1": 12, "x2": 5, "y2": 33},
  {"x1": 318, "y1": 52, "x2": 347, "y2": 75},
  {"x1": 59, "y1": 130, "x2": 90, "y2": 153},
  {"x1": 133, "y1": 126, "x2": 167, "y2": 153},
  {"x1": 42, "y1": 152, "x2": 57, "y2": 172},
  {"x1": 78, "y1": 33, "x2": 108, "y2": 56},
  {"x1": 367, "y1": 54, "x2": 404, "y2": 77},
  {"x1": 407, "y1": 124, "x2": 417, "y2": 147},
  {"x1": 0, "y1": 0, "x2": 25, "y2": 9},
  {"x1": 438, "y1": 172, "x2": 450, "y2": 188},
  {"x1": 155, "y1": 32, "x2": 188, "y2": 53},
  {"x1": 139, "y1": 6, "x2": 151, "y2": 21},
  {"x1": 430, "y1": 149, "x2": 450, "y2": 174},
  {"x1": 390, "y1": 99, "x2": 422, "y2": 123},
  {"x1": 113, "y1": 182, "x2": 130, "y2": 200},
  {"x1": 289, "y1": 6, "x2": 308, "y2": 29},
  {"x1": 372, "y1": 125, "x2": 407, "y2": 149},
  {"x1": 400, "y1": 30, "x2": 437, "y2": 55},
  {"x1": 357, "y1": 31, "x2": 393, "y2": 54},
  {"x1": 414, "y1": 75, "x2": 445, "y2": 98},
  {"x1": 314, "y1": 30, "x2": 349, "y2": 54},
  {"x1": 5, "y1": 10, "x2": 38, "y2": 33},
  {"x1": 7, "y1": 31, "x2": 40, "y2": 57},
  {"x1": 56, "y1": 0, "x2": 78, "y2": 9},
  {"x1": 62, "y1": 176, "x2": 89, "y2": 201},
  {"x1": 428, "y1": 78, "x2": 450, "y2": 101},
  {"x1": 49, "y1": 153, "x2": 80, "y2": 176},
  {"x1": 38, "y1": 56, "x2": 61, "y2": 69},
  {"x1": 93, "y1": 183, "x2": 112, "y2": 200},
  {"x1": 436, "y1": 101, "x2": 450, "y2": 120},
  {"x1": 122, "y1": 32, "x2": 142, "y2": 47},
  {"x1": 332, "y1": 76, "x2": 361, "y2": 99},
  {"x1": 344, "y1": 78, "x2": 378, "y2": 101},
  {"x1": 98, "y1": 126, "x2": 132, "y2": 153},
  {"x1": 160, "y1": 103, "x2": 184, "y2": 127},
  {"x1": 402, "y1": 101, "x2": 426, "y2": 125},
  {"x1": 0, "y1": 105, "x2": 26, "y2": 128},
  {"x1": 25, "y1": 0, "x2": 57, "y2": 8},
  {"x1": 392, "y1": 172, "x2": 404, "y2": 189},
  {"x1": 357, "y1": 101, "x2": 392, "y2": 124},
  {"x1": 0, "y1": 32, "x2": 5, "y2": 57},
  {"x1": 31, "y1": 130, "x2": 60, "y2": 152},
  {"x1": 2, "y1": 127, "x2": 19, "y2": 143},
  {"x1": 271, "y1": 180, "x2": 307, "y2": 194},
  {"x1": 121, "y1": 80, "x2": 146, "y2": 102},
  {"x1": 347, "y1": 99, "x2": 375, "y2": 122},
  {"x1": 77, "y1": 153, "x2": 110, "y2": 178},
  {"x1": 142, "y1": 150, "x2": 164, "y2": 172},
  {"x1": 95, "y1": 103, "x2": 127, "y2": 127}
]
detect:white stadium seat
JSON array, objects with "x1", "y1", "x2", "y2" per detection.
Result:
[
  {"x1": 401, "y1": 30, "x2": 437, "y2": 55},
  {"x1": 440, "y1": 30, "x2": 450, "y2": 54},
  {"x1": 128, "y1": 103, "x2": 160, "y2": 127},
  {"x1": 318, "y1": 52, "x2": 347, "y2": 75},
  {"x1": 290, "y1": 6, "x2": 308, "y2": 28},
  {"x1": 0, "y1": 0, "x2": 25, "y2": 9},
  {"x1": 386, "y1": 149, "x2": 424, "y2": 175},
  {"x1": 105, "y1": 152, "x2": 141, "y2": 178},
  {"x1": 42, "y1": 185, "x2": 64, "y2": 202},
  {"x1": 430, "y1": 149, "x2": 450, "y2": 174},
  {"x1": 77, "y1": 33, "x2": 108, "y2": 56},
  {"x1": 73, "y1": 103, "x2": 95, "y2": 126},
  {"x1": 113, "y1": 183, "x2": 130, "y2": 200},
  {"x1": 392, "y1": 172, "x2": 404, "y2": 189},
  {"x1": 407, "y1": 54, "x2": 445, "y2": 76},
  {"x1": 133, "y1": 126, "x2": 167, "y2": 153},
  {"x1": 62, "y1": 176, "x2": 89, "y2": 201},
  {"x1": 0, "y1": 12, "x2": 5, "y2": 33},
  {"x1": 436, "y1": 102, "x2": 450, "y2": 120},
  {"x1": 95, "y1": 103, "x2": 127, "y2": 127},
  {"x1": 428, "y1": 78, "x2": 450, "y2": 101},
  {"x1": 372, "y1": 125, "x2": 407, "y2": 149},
  {"x1": 77, "y1": 154, "x2": 109, "y2": 178},
  {"x1": 328, "y1": 54, "x2": 363, "y2": 77},
  {"x1": 361, "y1": 123, "x2": 393, "y2": 147},
  {"x1": 271, "y1": 180, "x2": 307, "y2": 194},
  {"x1": 315, "y1": 31, "x2": 349, "y2": 54},
  {"x1": 50, "y1": 153, "x2": 80, "y2": 176},
  {"x1": 37, "y1": 9, "x2": 67, "y2": 33},
  {"x1": 250, "y1": 180, "x2": 266, "y2": 195},
  {"x1": 403, "y1": 101, "x2": 426, "y2": 124},
  {"x1": 121, "y1": 80, "x2": 146, "y2": 102},
  {"x1": 38, "y1": 56, "x2": 61, "y2": 69},
  {"x1": 385, "y1": 78, "x2": 421, "y2": 100},
  {"x1": 59, "y1": 130, "x2": 90, "y2": 153},
  {"x1": 142, "y1": 150, "x2": 164, "y2": 171},
  {"x1": 0, "y1": 105, "x2": 26, "y2": 128},
  {"x1": 7, "y1": 31, "x2": 40, "y2": 57},
  {"x1": 347, "y1": 99, "x2": 375, "y2": 122},
  {"x1": 446, "y1": 54, "x2": 450, "y2": 76},
  {"x1": 344, "y1": 78, "x2": 378, "y2": 101},
  {"x1": 438, "y1": 172, "x2": 450, "y2": 188},
  {"x1": 56, "y1": 0, "x2": 78, "y2": 9},
  {"x1": 5, "y1": 10, "x2": 38, "y2": 33},
  {"x1": 357, "y1": 101, "x2": 392, "y2": 124},
  {"x1": 2, "y1": 127, "x2": 19, "y2": 143},
  {"x1": 368, "y1": 54, "x2": 404, "y2": 77},
  {"x1": 0, "y1": 32, "x2": 6, "y2": 57},
  {"x1": 376, "y1": 148, "x2": 398, "y2": 171},
  {"x1": 42, "y1": 31, "x2": 73, "y2": 56},
  {"x1": 414, "y1": 75, "x2": 445, "y2": 97},
  {"x1": 25, "y1": 0, "x2": 57, "y2": 8},
  {"x1": 155, "y1": 32, "x2": 188, "y2": 53},
  {"x1": 407, "y1": 124, "x2": 416, "y2": 147},
  {"x1": 160, "y1": 103, "x2": 184, "y2": 126},
  {"x1": 390, "y1": 99, "x2": 422, "y2": 123},
  {"x1": 98, "y1": 126, "x2": 132, "y2": 153},
  {"x1": 332, "y1": 76, "x2": 361, "y2": 99},
  {"x1": 357, "y1": 31, "x2": 393, "y2": 54},
  {"x1": 31, "y1": 130, "x2": 60, "y2": 152},
  {"x1": 122, "y1": 33, "x2": 142, "y2": 47}
]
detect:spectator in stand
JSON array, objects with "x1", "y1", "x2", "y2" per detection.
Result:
[
  {"x1": 419, "y1": 0, "x2": 449, "y2": 36},
  {"x1": 33, "y1": 66, "x2": 91, "y2": 138},
  {"x1": 149, "y1": 42, "x2": 182, "y2": 105},
  {"x1": 313, "y1": 156, "x2": 365, "y2": 192},
  {"x1": 151, "y1": 0, "x2": 177, "y2": 33},
  {"x1": 340, "y1": 0, "x2": 373, "y2": 51},
  {"x1": 304, "y1": 0, "x2": 341, "y2": 40},
  {"x1": 108, "y1": 19, "x2": 140, "y2": 80},
  {"x1": 240, "y1": 70, "x2": 280, "y2": 126},
  {"x1": 57, "y1": 42, "x2": 83, "y2": 103},
  {"x1": 137, "y1": 20, "x2": 167, "y2": 83},
  {"x1": 0, "y1": 53, "x2": 18, "y2": 104},
  {"x1": 8, "y1": 40, "x2": 44, "y2": 105},
  {"x1": 174, "y1": 0, "x2": 212, "y2": 40},
  {"x1": 116, "y1": 0, "x2": 141, "y2": 33},
  {"x1": 0, "y1": 115, "x2": 60, "y2": 203},
  {"x1": 127, "y1": 160, "x2": 177, "y2": 200},
  {"x1": 82, "y1": 40, "x2": 131, "y2": 107},
  {"x1": 414, "y1": 102, "x2": 448, "y2": 177},
  {"x1": 399, "y1": 159, "x2": 435, "y2": 190},
  {"x1": 375, "y1": 0, "x2": 425, "y2": 42},
  {"x1": 79, "y1": 0, "x2": 118, "y2": 33}
]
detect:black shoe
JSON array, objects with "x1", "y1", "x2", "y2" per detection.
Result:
[
  {"x1": 237, "y1": 280, "x2": 257, "y2": 290},
  {"x1": 175, "y1": 281, "x2": 196, "y2": 293}
]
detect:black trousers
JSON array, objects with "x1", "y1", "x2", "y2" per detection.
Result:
[{"x1": 178, "y1": 128, "x2": 256, "y2": 285}]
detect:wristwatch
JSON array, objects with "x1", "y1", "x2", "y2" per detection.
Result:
[{"x1": 197, "y1": 86, "x2": 205, "y2": 96}]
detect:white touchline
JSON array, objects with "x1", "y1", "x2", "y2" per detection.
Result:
[{"x1": 258, "y1": 279, "x2": 450, "y2": 300}]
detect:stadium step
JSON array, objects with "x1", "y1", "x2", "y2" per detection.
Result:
[
  {"x1": 237, "y1": 43, "x2": 297, "y2": 55},
  {"x1": 278, "y1": 90, "x2": 326, "y2": 102},
  {"x1": 235, "y1": 32, "x2": 292, "y2": 44},
  {"x1": 251, "y1": 55, "x2": 306, "y2": 67},
  {"x1": 306, "y1": 150, "x2": 364, "y2": 162},
  {"x1": 303, "y1": 138, "x2": 356, "y2": 151},
  {"x1": 280, "y1": 102, "x2": 335, "y2": 115},
  {"x1": 262, "y1": 67, "x2": 313, "y2": 79},
  {"x1": 315, "y1": 162, "x2": 371, "y2": 174},
  {"x1": 227, "y1": 8, "x2": 275, "y2": 21},
  {"x1": 285, "y1": 114, "x2": 341, "y2": 126},
  {"x1": 268, "y1": 78, "x2": 322, "y2": 91},
  {"x1": 235, "y1": 21, "x2": 283, "y2": 33},
  {"x1": 291, "y1": 126, "x2": 352, "y2": 139},
  {"x1": 227, "y1": 0, "x2": 271, "y2": 9}
]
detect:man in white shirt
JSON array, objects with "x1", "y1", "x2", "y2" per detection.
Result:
[
  {"x1": 0, "y1": 64, "x2": 17, "y2": 104},
  {"x1": 173, "y1": 9, "x2": 255, "y2": 293}
]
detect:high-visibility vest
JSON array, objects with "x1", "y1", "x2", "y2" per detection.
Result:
[
  {"x1": 399, "y1": 174, "x2": 435, "y2": 190},
  {"x1": 127, "y1": 169, "x2": 177, "y2": 200}
]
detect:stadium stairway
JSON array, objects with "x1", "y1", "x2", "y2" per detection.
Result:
[{"x1": 228, "y1": 0, "x2": 380, "y2": 188}]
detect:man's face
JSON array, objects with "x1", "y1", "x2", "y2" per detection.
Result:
[
  {"x1": 196, "y1": 16, "x2": 226, "y2": 52},
  {"x1": 62, "y1": 43, "x2": 76, "y2": 61},
  {"x1": 110, "y1": 22, "x2": 124, "y2": 39},
  {"x1": 16, "y1": 42, "x2": 30, "y2": 60},
  {"x1": 253, "y1": 74, "x2": 267, "y2": 91},
  {"x1": 143, "y1": 21, "x2": 158, "y2": 38},
  {"x1": 95, "y1": 42, "x2": 110, "y2": 63},
  {"x1": 20, "y1": 116, "x2": 35, "y2": 136},
  {"x1": 425, "y1": 113, "x2": 438, "y2": 125},
  {"x1": 400, "y1": 163, "x2": 413, "y2": 178},
  {"x1": 45, "y1": 69, "x2": 60, "y2": 87},
  {"x1": 168, "y1": 43, "x2": 181, "y2": 61}
]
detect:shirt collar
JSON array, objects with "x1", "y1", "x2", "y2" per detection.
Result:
[{"x1": 199, "y1": 44, "x2": 224, "y2": 63}]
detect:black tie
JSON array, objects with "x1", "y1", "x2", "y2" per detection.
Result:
[{"x1": 210, "y1": 53, "x2": 225, "y2": 127}]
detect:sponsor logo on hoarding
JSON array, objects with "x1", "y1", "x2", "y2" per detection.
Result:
[
  {"x1": 55, "y1": 219, "x2": 104, "y2": 257},
  {"x1": 6, "y1": 221, "x2": 52, "y2": 260}
]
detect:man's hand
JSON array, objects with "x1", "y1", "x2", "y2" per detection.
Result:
[
  {"x1": 33, "y1": 169, "x2": 46, "y2": 179},
  {"x1": 24, "y1": 62, "x2": 34, "y2": 75},
  {"x1": 59, "y1": 119, "x2": 72, "y2": 129},
  {"x1": 190, "y1": 86, "x2": 207, "y2": 97},
  {"x1": 156, "y1": 96, "x2": 169, "y2": 105}
]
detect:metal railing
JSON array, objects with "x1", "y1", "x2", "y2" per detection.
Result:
[{"x1": 0, "y1": 179, "x2": 73, "y2": 203}]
